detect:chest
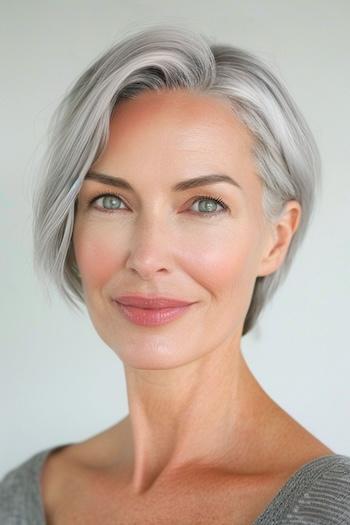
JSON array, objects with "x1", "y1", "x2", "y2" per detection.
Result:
[{"x1": 44, "y1": 471, "x2": 283, "y2": 525}]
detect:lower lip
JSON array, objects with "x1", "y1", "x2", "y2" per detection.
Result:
[{"x1": 114, "y1": 301, "x2": 193, "y2": 326}]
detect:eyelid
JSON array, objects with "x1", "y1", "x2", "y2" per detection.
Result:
[
  {"x1": 88, "y1": 192, "x2": 129, "y2": 211},
  {"x1": 88, "y1": 191, "x2": 230, "y2": 216}
]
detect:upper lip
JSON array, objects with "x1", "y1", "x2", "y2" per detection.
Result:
[{"x1": 114, "y1": 295, "x2": 196, "y2": 309}]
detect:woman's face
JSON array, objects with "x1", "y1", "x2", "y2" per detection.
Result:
[{"x1": 73, "y1": 89, "x2": 274, "y2": 368}]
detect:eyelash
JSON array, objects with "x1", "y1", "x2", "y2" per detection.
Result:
[{"x1": 88, "y1": 192, "x2": 229, "y2": 218}]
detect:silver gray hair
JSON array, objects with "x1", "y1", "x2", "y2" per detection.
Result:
[{"x1": 32, "y1": 24, "x2": 321, "y2": 336}]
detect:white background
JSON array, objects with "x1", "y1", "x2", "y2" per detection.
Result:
[{"x1": 1, "y1": 0, "x2": 349, "y2": 477}]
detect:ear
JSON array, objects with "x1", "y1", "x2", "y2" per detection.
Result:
[{"x1": 257, "y1": 200, "x2": 302, "y2": 278}]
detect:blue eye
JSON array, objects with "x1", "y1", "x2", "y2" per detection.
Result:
[
  {"x1": 89, "y1": 192, "x2": 229, "y2": 218},
  {"x1": 190, "y1": 195, "x2": 228, "y2": 216},
  {"x1": 92, "y1": 194, "x2": 126, "y2": 211}
]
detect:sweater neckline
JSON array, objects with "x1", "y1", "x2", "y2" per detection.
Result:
[{"x1": 31, "y1": 446, "x2": 345, "y2": 524}]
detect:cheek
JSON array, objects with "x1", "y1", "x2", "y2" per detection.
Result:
[
  {"x1": 73, "y1": 222, "x2": 122, "y2": 289},
  {"x1": 188, "y1": 223, "x2": 262, "y2": 337},
  {"x1": 189, "y1": 226, "x2": 259, "y2": 298}
]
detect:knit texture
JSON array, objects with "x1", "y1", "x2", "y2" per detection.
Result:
[{"x1": 1, "y1": 446, "x2": 350, "y2": 524}]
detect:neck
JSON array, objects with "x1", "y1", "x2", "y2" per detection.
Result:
[{"x1": 120, "y1": 337, "x2": 273, "y2": 494}]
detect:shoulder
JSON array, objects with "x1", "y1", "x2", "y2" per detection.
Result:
[
  {"x1": 314, "y1": 454, "x2": 350, "y2": 510},
  {"x1": 307, "y1": 453, "x2": 350, "y2": 494},
  {"x1": 298, "y1": 454, "x2": 350, "y2": 522},
  {"x1": 0, "y1": 447, "x2": 56, "y2": 524},
  {"x1": 273, "y1": 454, "x2": 350, "y2": 524}
]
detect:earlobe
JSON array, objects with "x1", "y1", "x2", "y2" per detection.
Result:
[{"x1": 257, "y1": 201, "x2": 302, "y2": 278}]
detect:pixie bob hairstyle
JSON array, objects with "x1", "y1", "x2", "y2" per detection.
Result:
[{"x1": 32, "y1": 24, "x2": 321, "y2": 336}]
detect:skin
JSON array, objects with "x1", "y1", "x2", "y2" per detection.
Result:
[{"x1": 64, "y1": 89, "x2": 331, "y2": 512}]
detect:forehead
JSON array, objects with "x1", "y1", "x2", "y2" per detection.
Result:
[
  {"x1": 90, "y1": 89, "x2": 257, "y2": 193},
  {"x1": 108, "y1": 89, "x2": 252, "y2": 152}
]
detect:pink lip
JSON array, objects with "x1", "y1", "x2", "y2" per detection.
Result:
[
  {"x1": 115, "y1": 295, "x2": 195, "y2": 308},
  {"x1": 113, "y1": 301, "x2": 193, "y2": 326}
]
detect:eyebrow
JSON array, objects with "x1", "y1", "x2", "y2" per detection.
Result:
[{"x1": 84, "y1": 171, "x2": 243, "y2": 192}]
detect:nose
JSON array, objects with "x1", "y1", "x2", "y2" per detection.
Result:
[{"x1": 125, "y1": 216, "x2": 172, "y2": 280}]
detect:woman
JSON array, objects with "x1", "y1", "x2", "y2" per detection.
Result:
[{"x1": 1, "y1": 24, "x2": 350, "y2": 524}]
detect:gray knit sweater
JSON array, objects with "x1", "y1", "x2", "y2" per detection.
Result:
[{"x1": 1, "y1": 446, "x2": 350, "y2": 524}]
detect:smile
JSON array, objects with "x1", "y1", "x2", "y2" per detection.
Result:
[{"x1": 113, "y1": 301, "x2": 193, "y2": 326}]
